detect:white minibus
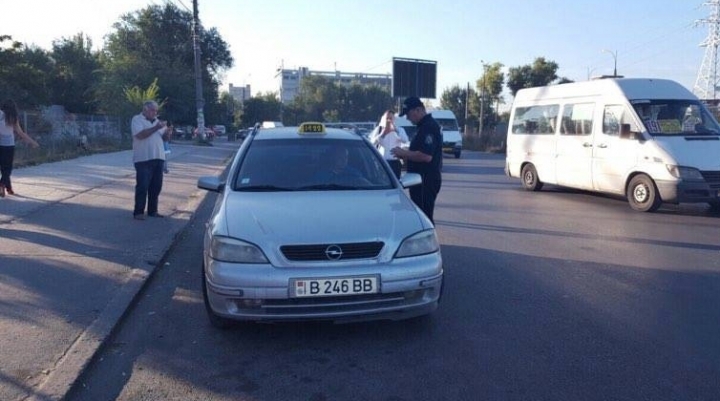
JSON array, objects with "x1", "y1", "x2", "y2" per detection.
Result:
[
  {"x1": 505, "y1": 78, "x2": 720, "y2": 212},
  {"x1": 394, "y1": 110, "x2": 463, "y2": 158}
]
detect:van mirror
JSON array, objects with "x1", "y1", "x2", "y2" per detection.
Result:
[{"x1": 619, "y1": 123, "x2": 641, "y2": 140}]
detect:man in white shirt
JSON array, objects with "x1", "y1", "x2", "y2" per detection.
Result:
[{"x1": 131, "y1": 101, "x2": 171, "y2": 220}]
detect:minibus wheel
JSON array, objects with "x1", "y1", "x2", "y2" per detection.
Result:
[
  {"x1": 521, "y1": 164, "x2": 543, "y2": 191},
  {"x1": 627, "y1": 174, "x2": 661, "y2": 212}
]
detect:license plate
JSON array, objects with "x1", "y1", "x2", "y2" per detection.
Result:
[{"x1": 292, "y1": 276, "x2": 379, "y2": 298}]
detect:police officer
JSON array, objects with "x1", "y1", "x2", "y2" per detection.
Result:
[{"x1": 391, "y1": 96, "x2": 442, "y2": 224}]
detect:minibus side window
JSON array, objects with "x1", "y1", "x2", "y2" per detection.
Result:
[
  {"x1": 560, "y1": 103, "x2": 595, "y2": 136},
  {"x1": 511, "y1": 104, "x2": 559, "y2": 135}
]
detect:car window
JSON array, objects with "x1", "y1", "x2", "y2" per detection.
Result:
[{"x1": 234, "y1": 138, "x2": 394, "y2": 191}]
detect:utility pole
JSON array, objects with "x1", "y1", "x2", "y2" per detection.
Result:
[
  {"x1": 464, "y1": 82, "x2": 469, "y2": 133},
  {"x1": 479, "y1": 61, "x2": 486, "y2": 136},
  {"x1": 192, "y1": 0, "x2": 206, "y2": 135}
]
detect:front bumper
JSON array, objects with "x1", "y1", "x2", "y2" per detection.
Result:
[
  {"x1": 204, "y1": 253, "x2": 443, "y2": 323},
  {"x1": 656, "y1": 178, "x2": 720, "y2": 204},
  {"x1": 442, "y1": 142, "x2": 462, "y2": 154}
]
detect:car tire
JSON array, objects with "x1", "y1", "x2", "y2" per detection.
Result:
[
  {"x1": 520, "y1": 163, "x2": 543, "y2": 191},
  {"x1": 627, "y1": 174, "x2": 661, "y2": 212},
  {"x1": 454, "y1": 150, "x2": 461, "y2": 159},
  {"x1": 202, "y1": 263, "x2": 236, "y2": 329}
]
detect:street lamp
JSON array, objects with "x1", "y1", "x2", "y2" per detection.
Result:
[{"x1": 602, "y1": 49, "x2": 618, "y2": 77}]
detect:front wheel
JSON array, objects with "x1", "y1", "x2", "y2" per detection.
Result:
[
  {"x1": 627, "y1": 174, "x2": 661, "y2": 212},
  {"x1": 520, "y1": 164, "x2": 543, "y2": 191}
]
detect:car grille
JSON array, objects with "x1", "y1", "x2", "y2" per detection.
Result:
[
  {"x1": 701, "y1": 170, "x2": 720, "y2": 189},
  {"x1": 258, "y1": 290, "x2": 426, "y2": 315},
  {"x1": 280, "y1": 241, "x2": 384, "y2": 261}
]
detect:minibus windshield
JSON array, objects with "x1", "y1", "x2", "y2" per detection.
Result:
[{"x1": 631, "y1": 100, "x2": 720, "y2": 136}]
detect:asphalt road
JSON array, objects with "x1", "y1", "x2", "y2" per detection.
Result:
[{"x1": 68, "y1": 151, "x2": 720, "y2": 401}]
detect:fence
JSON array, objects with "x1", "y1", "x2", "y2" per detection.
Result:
[{"x1": 14, "y1": 106, "x2": 129, "y2": 167}]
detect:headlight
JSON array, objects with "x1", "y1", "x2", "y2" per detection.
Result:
[
  {"x1": 209, "y1": 236, "x2": 269, "y2": 263},
  {"x1": 395, "y1": 229, "x2": 440, "y2": 258},
  {"x1": 666, "y1": 165, "x2": 704, "y2": 181}
]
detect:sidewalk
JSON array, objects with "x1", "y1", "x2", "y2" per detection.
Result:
[{"x1": 0, "y1": 140, "x2": 241, "y2": 401}]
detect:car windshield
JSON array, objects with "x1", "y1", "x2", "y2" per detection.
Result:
[
  {"x1": 631, "y1": 99, "x2": 720, "y2": 136},
  {"x1": 233, "y1": 138, "x2": 395, "y2": 191},
  {"x1": 435, "y1": 118, "x2": 459, "y2": 131}
]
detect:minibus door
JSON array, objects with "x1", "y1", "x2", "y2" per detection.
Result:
[
  {"x1": 593, "y1": 105, "x2": 640, "y2": 194},
  {"x1": 555, "y1": 103, "x2": 594, "y2": 189}
]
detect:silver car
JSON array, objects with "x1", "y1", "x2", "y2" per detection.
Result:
[{"x1": 197, "y1": 123, "x2": 443, "y2": 328}]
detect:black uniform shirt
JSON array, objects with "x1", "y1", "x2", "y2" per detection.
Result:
[{"x1": 407, "y1": 113, "x2": 442, "y2": 180}]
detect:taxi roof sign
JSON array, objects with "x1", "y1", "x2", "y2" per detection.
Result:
[{"x1": 298, "y1": 122, "x2": 326, "y2": 134}]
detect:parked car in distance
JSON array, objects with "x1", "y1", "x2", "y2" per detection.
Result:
[
  {"x1": 261, "y1": 121, "x2": 284, "y2": 129},
  {"x1": 173, "y1": 127, "x2": 189, "y2": 140},
  {"x1": 197, "y1": 122, "x2": 443, "y2": 328},
  {"x1": 212, "y1": 125, "x2": 226, "y2": 136}
]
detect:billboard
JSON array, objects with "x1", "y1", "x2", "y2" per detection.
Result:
[{"x1": 392, "y1": 57, "x2": 437, "y2": 99}]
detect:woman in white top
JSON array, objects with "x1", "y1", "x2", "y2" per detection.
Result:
[
  {"x1": 0, "y1": 99, "x2": 40, "y2": 197},
  {"x1": 369, "y1": 110, "x2": 409, "y2": 179}
]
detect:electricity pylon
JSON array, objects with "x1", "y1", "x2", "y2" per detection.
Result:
[{"x1": 694, "y1": 0, "x2": 720, "y2": 100}]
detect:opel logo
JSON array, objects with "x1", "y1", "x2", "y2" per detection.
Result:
[{"x1": 325, "y1": 244, "x2": 343, "y2": 260}]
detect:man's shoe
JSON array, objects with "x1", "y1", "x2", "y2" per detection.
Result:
[
  {"x1": 148, "y1": 212, "x2": 165, "y2": 218},
  {"x1": 0, "y1": 185, "x2": 5, "y2": 198},
  {"x1": 6, "y1": 188, "x2": 15, "y2": 195},
  {"x1": 133, "y1": 214, "x2": 146, "y2": 220}
]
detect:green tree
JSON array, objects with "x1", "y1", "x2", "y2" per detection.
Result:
[
  {"x1": 506, "y1": 57, "x2": 559, "y2": 96},
  {"x1": 290, "y1": 76, "x2": 392, "y2": 123},
  {"x1": 346, "y1": 83, "x2": 393, "y2": 122},
  {"x1": 218, "y1": 91, "x2": 242, "y2": 129},
  {"x1": 122, "y1": 78, "x2": 166, "y2": 121},
  {"x1": 241, "y1": 93, "x2": 283, "y2": 127},
  {"x1": 97, "y1": 3, "x2": 233, "y2": 127},
  {"x1": 440, "y1": 84, "x2": 478, "y2": 133},
  {"x1": 0, "y1": 36, "x2": 53, "y2": 107},
  {"x1": 291, "y1": 76, "x2": 343, "y2": 122},
  {"x1": 476, "y1": 62, "x2": 505, "y2": 131},
  {"x1": 49, "y1": 33, "x2": 101, "y2": 114}
]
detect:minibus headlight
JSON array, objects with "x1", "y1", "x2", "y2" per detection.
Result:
[{"x1": 666, "y1": 165, "x2": 704, "y2": 181}]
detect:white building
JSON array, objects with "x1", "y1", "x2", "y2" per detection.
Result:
[{"x1": 228, "y1": 84, "x2": 252, "y2": 103}]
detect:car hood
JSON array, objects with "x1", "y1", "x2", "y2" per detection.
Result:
[{"x1": 219, "y1": 190, "x2": 426, "y2": 245}]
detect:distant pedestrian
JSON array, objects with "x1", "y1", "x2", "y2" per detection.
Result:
[
  {"x1": 369, "y1": 109, "x2": 409, "y2": 179},
  {"x1": 131, "y1": 100, "x2": 172, "y2": 220},
  {"x1": 0, "y1": 99, "x2": 40, "y2": 198},
  {"x1": 163, "y1": 122, "x2": 173, "y2": 174},
  {"x1": 391, "y1": 96, "x2": 442, "y2": 224}
]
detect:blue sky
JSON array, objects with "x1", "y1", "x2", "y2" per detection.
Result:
[{"x1": 2, "y1": 0, "x2": 710, "y2": 105}]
